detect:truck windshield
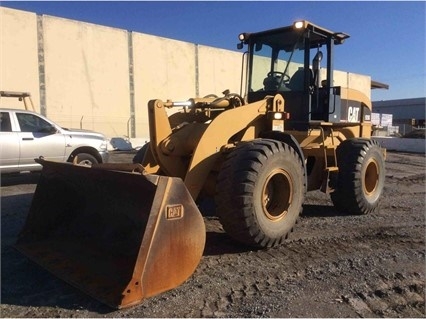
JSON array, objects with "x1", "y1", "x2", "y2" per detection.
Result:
[{"x1": 249, "y1": 34, "x2": 305, "y2": 93}]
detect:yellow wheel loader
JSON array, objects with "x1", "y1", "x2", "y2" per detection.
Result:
[{"x1": 15, "y1": 20, "x2": 386, "y2": 308}]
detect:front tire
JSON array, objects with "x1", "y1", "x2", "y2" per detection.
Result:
[
  {"x1": 74, "y1": 153, "x2": 99, "y2": 166},
  {"x1": 215, "y1": 139, "x2": 306, "y2": 248},
  {"x1": 330, "y1": 139, "x2": 385, "y2": 215}
]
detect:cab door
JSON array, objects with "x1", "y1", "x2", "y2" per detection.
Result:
[{"x1": 15, "y1": 112, "x2": 66, "y2": 169}]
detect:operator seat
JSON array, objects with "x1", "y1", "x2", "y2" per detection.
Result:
[{"x1": 288, "y1": 67, "x2": 313, "y2": 91}]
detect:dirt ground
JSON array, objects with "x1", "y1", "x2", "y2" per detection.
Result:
[{"x1": 1, "y1": 151, "x2": 425, "y2": 318}]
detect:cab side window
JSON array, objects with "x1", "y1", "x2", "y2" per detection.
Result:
[
  {"x1": 16, "y1": 113, "x2": 52, "y2": 133},
  {"x1": 0, "y1": 112, "x2": 12, "y2": 132}
]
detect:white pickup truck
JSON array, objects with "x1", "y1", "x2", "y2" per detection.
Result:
[{"x1": 0, "y1": 96, "x2": 109, "y2": 174}]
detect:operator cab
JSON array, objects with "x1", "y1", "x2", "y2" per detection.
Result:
[{"x1": 238, "y1": 20, "x2": 349, "y2": 130}]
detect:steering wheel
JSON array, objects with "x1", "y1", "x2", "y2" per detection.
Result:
[{"x1": 267, "y1": 71, "x2": 290, "y2": 83}]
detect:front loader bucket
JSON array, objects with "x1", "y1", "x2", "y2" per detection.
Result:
[{"x1": 15, "y1": 159, "x2": 206, "y2": 309}]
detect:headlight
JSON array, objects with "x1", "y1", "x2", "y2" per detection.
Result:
[
  {"x1": 274, "y1": 113, "x2": 283, "y2": 120},
  {"x1": 293, "y1": 21, "x2": 305, "y2": 29},
  {"x1": 267, "y1": 111, "x2": 290, "y2": 121},
  {"x1": 100, "y1": 140, "x2": 108, "y2": 151}
]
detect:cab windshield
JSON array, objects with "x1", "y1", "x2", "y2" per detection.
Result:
[{"x1": 249, "y1": 33, "x2": 306, "y2": 93}]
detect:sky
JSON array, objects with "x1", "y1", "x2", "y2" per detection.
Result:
[{"x1": 2, "y1": 1, "x2": 425, "y2": 101}]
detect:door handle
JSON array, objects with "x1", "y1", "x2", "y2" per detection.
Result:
[{"x1": 22, "y1": 138, "x2": 34, "y2": 141}]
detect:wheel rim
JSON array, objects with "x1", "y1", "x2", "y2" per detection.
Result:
[
  {"x1": 79, "y1": 160, "x2": 93, "y2": 166},
  {"x1": 364, "y1": 158, "x2": 379, "y2": 196},
  {"x1": 261, "y1": 168, "x2": 292, "y2": 221}
]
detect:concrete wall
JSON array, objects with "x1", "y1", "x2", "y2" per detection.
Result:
[
  {"x1": 0, "y1": 7, "x2": 242, "y2": 138},
  {"x1": 198, "y1": 45, "x2": 242, "y2": 97},
  {"x1": 0, "y1": 8, "x2": 40, "y2": 109},
  {"x1": 373, "y1": 136, "x2": 425, "y2": 154},
  {"x1": 321, "y1": 69, "x2": 371, "y2": 100},
  {"x1": 42, "y1": 15, "x2": 131, "y2": 135},
  {"x1": 132, "y1": 33, "x2": 197, "y2": 137},
  {"x1": 1, "y1": 6, "x2": 372, "y2": 140}
]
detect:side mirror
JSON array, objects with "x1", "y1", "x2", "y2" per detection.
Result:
[{"x1": 38, "y1": 125, "x2": 57, "y2": 134}]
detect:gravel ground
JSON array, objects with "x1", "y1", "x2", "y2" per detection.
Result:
[{"x1": 1, "y1": 151, "x2": 425, "y2": 318}]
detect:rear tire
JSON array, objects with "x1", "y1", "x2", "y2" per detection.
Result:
[
  {"x1": 330, "y1": 139, "x2": 385, "y2": 215},
  {"x1": 215, "y1": 139, "x2": 305, "y2": 248}
]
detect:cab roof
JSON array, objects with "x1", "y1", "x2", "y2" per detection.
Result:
[{"x1": 240, "y1": 20, "x2": 350, "y2": 49}]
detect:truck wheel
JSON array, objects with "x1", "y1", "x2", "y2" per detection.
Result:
[
  {"x1": 330, "y1": 139, "x2": 385, "y2": 215},
  {"x1": 215, "y1": 139, "x2": 305, "y2": 248},
  {"x1": 74, "y1": 153, "x2": 99, "y2": 166}
]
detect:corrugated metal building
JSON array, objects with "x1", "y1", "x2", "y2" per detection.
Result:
[
  {"x1": 372, "y1": 97, "x2": 425, "y2": 136},
  {"x1": 372, "y1": 97, "x2": 426, "y2": 125}
]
